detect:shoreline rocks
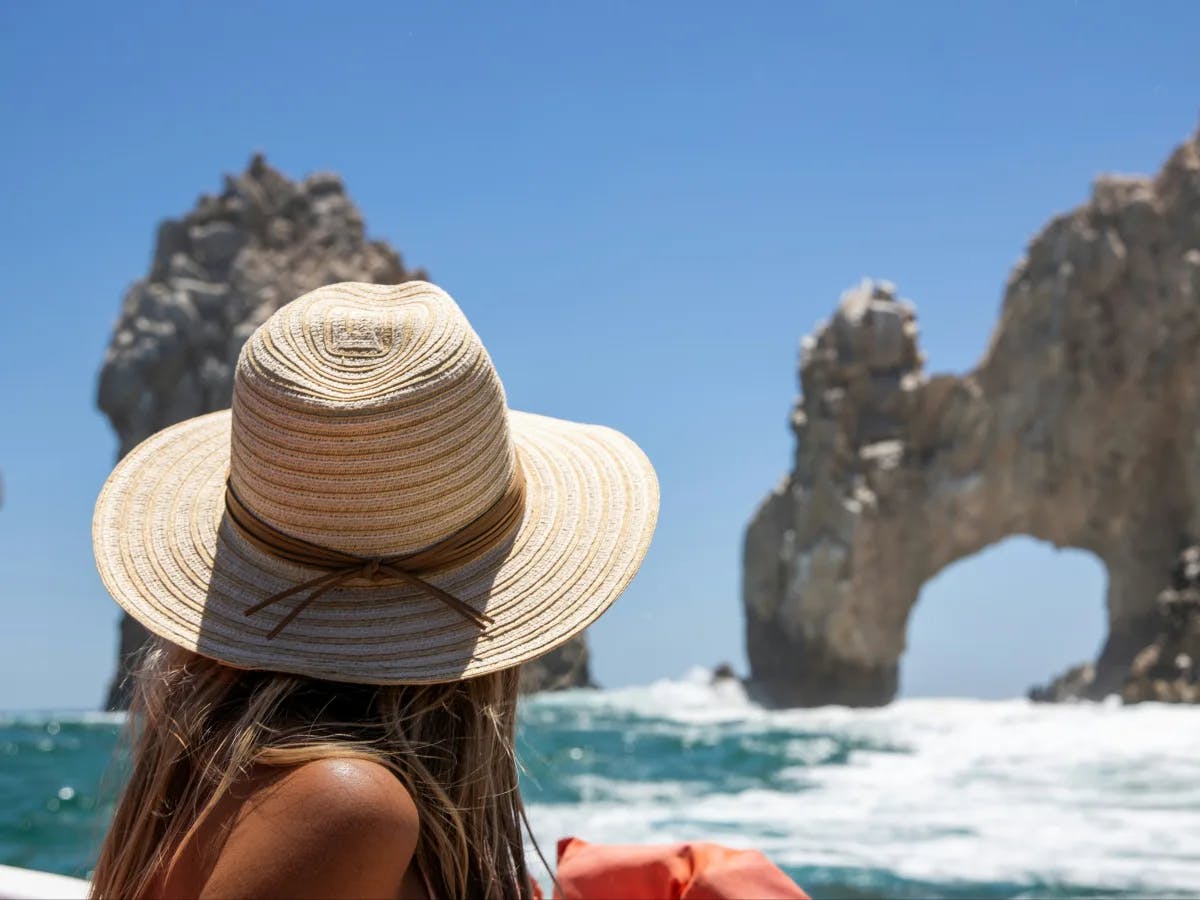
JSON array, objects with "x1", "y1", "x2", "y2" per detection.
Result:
[{"x1": 1027, "y1": 663, "x2": 1097, "y2": 704}]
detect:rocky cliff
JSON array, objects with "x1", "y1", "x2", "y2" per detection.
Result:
[
  {"x1": 744, "y1": 128, "x2": 1200, "y2": 707},
  {"x1": 98, "y1": 157, "x2": 589, "y2": 708}
]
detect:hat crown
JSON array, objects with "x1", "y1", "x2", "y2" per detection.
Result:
[{"x1": 228, "y1": 281, "x2": 515, "y2": 557}]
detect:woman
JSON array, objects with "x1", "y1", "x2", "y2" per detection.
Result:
[{"x1": 90, "y1": 281, "x2": 659, "y2": 899}]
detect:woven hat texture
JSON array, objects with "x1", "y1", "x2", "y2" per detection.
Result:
[{"x1": 93, "y1": 281, "x2": 658, "y2": 683}]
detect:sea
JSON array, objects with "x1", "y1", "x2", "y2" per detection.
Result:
[{"x1": 2, "y1": 668, "x2": 1199, "y2": 899}]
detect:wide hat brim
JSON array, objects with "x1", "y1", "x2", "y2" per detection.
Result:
[{"x1": 93, "y1": 408, "x2": 658, "y2": 684}]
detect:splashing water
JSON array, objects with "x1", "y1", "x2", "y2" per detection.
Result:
[{"x1": 519, "y1": 669, "x2": 1200, "y2": 898}]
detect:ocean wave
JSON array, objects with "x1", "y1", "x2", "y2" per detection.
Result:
[{"x1": 522, "y1": 669, "x2": 1200, "y2": 896}]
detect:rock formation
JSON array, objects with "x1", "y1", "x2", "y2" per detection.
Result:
[
  {"x1": 1033, "y1": 545, "x2": 1200, "y2": 703},
  {"x1": 1026, "y1": 662, "x2": 1097, "y2": 704},
  {"x1": 518, "y1": 635, "x2": 594, "y2": 694},
  {"x1": 744, "y1": 127, "x2": 1200, "y2": 707},
  {"x1": 98, "y1": 157, "x2": 589, "y2": 708},
  {"x1": 1121, "y1": 546, "x2": 1200, "y2": 703}
]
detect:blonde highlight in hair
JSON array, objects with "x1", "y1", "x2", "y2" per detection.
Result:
[{"x1": 91, "y1": 640, "x2": 532, "y2": 899}]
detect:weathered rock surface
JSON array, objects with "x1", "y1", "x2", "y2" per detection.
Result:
[
  {"x1": 98, "y1": 157, "x2": 589, "y2": 708},
  {"x1": 744, "y1": 128, "x2": 1200, "y2": 707},
  {"x1": 1033, "y1": 545, "x2": 1200, "y2": 703},
  {"x1": 1122, "y1": 546, "x2": 1200, "y2": 703},
  {"x1": 518, "y1": 636, "x2": 595, "y2": 694}
]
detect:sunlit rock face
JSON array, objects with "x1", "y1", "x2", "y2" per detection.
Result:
[
  {"x1": 744, "y1": 128, "x2": 1200, "y2": 707},
  {"x1": 98, "y1": 157, "x2": 589, "y2": 708}
]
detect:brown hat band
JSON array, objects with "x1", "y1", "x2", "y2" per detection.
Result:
[{"x1": 223, "y1": 469, "x2": 526, "y2": 639}]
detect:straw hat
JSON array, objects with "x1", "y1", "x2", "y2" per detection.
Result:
[{"x1": 93, "y1": 281, "x2": 658, "y2": 684}]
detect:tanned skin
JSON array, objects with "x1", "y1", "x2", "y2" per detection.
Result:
[{"x1": 152, "y1": 758, "x2": 428, "y2": 899}]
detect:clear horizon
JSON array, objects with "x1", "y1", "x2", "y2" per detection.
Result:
[{"x1": 1, "y1": 1, "x2": 1196, "y2": 709}]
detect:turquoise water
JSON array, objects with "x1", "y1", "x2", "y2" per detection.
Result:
[
  {"x1": 0, "y1": 712, "x2": 123, "y2": 879},
  {"x1": 4, "y1": 671, "x2": 1200, "y2": 898}
]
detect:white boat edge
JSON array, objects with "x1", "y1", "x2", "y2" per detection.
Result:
[{"x1": 0, "y1": 864, "x2": 89, "y2": 900}]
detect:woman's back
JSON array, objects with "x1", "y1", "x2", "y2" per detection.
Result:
[{"x1": 152, "y1": 758, "x2": 425, "y2": 900}]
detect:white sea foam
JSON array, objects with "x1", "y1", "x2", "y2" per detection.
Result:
[{"x1": 523, "y1": 669, "x2": 1200, "y2": 894}]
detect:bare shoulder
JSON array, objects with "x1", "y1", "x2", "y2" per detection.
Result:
[
  {"x1": 200, "y1": 757, "x2": 419, "y2": 899},
  {"x1": 267, "y1": 756, "x2": 419, "y2": 827}
]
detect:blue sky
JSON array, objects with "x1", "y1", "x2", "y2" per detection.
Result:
[{"x1": 0, "y1": 2, "x2": 1196, "y2": 709}]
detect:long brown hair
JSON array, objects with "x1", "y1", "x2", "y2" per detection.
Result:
[{"x1": 91, "y1": 639, "x2": 532, "y2": 899}]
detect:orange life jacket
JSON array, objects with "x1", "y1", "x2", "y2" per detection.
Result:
[{"x1": 547, "y1": 836, "x2": 809, "y2": 899}]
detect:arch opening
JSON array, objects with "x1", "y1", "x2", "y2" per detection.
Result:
[{"x1": 900, "y1": 536, "x2": 1107, "y2": 699}]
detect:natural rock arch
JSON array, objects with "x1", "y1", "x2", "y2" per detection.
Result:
[{"x1": 743, "y1": 128, "x2": 1200, "y2": 707}]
